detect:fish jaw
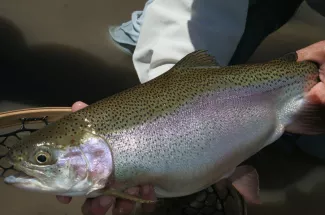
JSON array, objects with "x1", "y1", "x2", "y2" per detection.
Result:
[
  {"x1": 4, "y1": 132, "x2": 114, "y2": 196},
  {"x1": 3, "y1": 159, "x2": 66, "y2": 193},
  {"x1": 4, "y1": 172, "x2": 53, "y2": 193}
]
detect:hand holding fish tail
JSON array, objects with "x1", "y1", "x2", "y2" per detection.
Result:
[
  {"x1": 56, "y1": 101, "x2": 156, "y2": 215},
  {"x1": 298, "y1": 40, "x2": 325, "y2": 104}
]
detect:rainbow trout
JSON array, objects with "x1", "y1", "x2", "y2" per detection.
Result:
[{"x1": 4, "y1": 51, "x2": 325, "y2": 204}]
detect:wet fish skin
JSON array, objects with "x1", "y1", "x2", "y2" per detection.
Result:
[{"x1": 4, "y1": 51, "x2": 324, "y2": 203}]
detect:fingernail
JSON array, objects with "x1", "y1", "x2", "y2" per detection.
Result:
[{"x1": 99, "y1": 196, "x2": 113, "y2": 207}]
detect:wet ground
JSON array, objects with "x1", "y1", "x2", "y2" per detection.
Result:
[{"x1": 1, "y1": 1, "x2": 325, "y2": 214}]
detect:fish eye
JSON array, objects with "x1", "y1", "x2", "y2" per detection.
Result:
[
  {"x1": 35, "y1": 152, "x2": 51, "y2": 164},
  {"x1": 37, "y1": 155, "x2": 47, "y2": 163}
]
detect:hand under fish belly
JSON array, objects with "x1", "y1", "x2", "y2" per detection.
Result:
[{"x1": 3, "y1": 50, "x2": 325, "y2": 206}]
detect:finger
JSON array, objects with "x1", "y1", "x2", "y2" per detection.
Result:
[
  {"x1": 307, "y1": 82, "x2": 325, "y2": 104},
  {"x1": 72, "y1": 101, "x2": 89, "y2": 112},
  {"x1": 112, "y1": 187, "x2": 139, "y2": 215},
  {"x1": 82, "y1": 198, "x2": 93, "y2": 215},
  {"x1": 112, "y1": 200, "x2": 135, "y2": 215},
  {"x1": 56, "y1": 195, "x2": 72, "y2": 204},
  {"x1": 140, "y1": 185, "x2": 157, "y2": 213},
  {"x1": 296, "y1": 40, "x2": 325, "y2": 65},
  {"x1": 91, "y1": 196, "x2": 115, "y2": 215},
  {"x1": 82, "y1": 196, "x2": 114, "y2": 215},
  {"x1": 319, "y1": 64, "x2": 325, "y2": 83}
]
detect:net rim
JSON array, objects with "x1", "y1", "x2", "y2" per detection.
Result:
[{"x1": 0, "y1": 107, "x2": 71, "y2": 129}]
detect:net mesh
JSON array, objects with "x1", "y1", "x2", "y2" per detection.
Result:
[
  {"x1": 0, "y1": 116, "x2": 49, "y2": 177},
  {"x1": 159, "y1": 184, "x2": 247, "y2": 215}
]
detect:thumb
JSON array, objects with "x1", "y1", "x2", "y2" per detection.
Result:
[{"x1": 72, "y1": 101, "x2": 88, "y2": 112}]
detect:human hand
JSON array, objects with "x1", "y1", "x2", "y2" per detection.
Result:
[
  {"x1": 297, "y1": 40, "x2": 325, "y2": 103},
  {"x1": 56, "y1": 101, "x2": 156, "y2": 215}
]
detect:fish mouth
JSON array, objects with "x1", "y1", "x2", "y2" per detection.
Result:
[{"x1": 4, "y1": 170, "x2": 35, "y2": 185}]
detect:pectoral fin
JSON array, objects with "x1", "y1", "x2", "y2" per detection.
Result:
[
  {"x1": 229, "y1": 165, "x2": 261, "y2": 205},
  {"x1": 103, "y1": 189, "x2": 157, "y2": 204}
]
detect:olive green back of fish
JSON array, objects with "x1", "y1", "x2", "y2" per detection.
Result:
[{"x1": 26, "y1": 51, "x2": 319, "y2": 148}]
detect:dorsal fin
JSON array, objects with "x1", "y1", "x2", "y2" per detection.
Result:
[
  {"x1": 172, "y1": 50, "x2": 220, "y2": 69},
  {"x1": 272, "y1": 52, "x2": 298, "y2": 63}
]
